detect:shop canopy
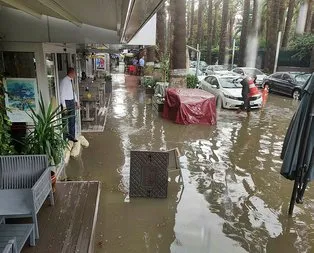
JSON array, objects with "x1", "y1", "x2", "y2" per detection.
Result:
[{"x1": 0, "y1": 0, "x2": 161, "y2": 44}]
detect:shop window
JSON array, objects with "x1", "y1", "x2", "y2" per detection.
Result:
[{"x1": 2, "y1": 52, "x2": 36, "y2": 78}]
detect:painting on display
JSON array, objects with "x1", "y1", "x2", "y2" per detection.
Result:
[
  {"x1": 4, "y1": 78, "x2": 38, "y2": 122},
  {"x1": 95, "y1": 57, "x2": 105, "y2": 71}
]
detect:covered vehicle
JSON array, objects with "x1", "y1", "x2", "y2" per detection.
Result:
[
  {"x1": 199, "y1": 75, "x2": 262, "y2": 109},
  {"x1": 232, "y1": 67, "x2": 267, "y2": 87},
  {"x1": 262, "y1": 72, "x2": 311, "y2": 100}
]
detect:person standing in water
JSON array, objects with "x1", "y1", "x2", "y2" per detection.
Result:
[{"x1": 238, "y1": 77, "x2": 251, "y2": 116}]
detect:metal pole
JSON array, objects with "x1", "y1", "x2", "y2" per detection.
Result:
[
  {"x1": 231, "y1": 39, "x2": 236, "y2": 69},
  {"x1": 196, "y1": 44, "x2": 200, "y2": 77},
  {"x1": 274, "y1": 31, "x2": 282, "y2": 73}
]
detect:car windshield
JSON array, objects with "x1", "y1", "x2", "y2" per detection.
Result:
[
  {"x1": 211, "y1": 65, "x2": 228, "y2": 71},
  {"x1": 219, "y1": 77, "x2": 242, "y2": 88},
  {"x1": 244, "y1": 68, "x2": 264, "y2": 76},
  {"x1": 291, "y1": 73, "x2": 311, "y2": 84}
]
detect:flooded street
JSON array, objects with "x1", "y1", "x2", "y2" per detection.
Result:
[{"x1": 67, "y1": 74, "x2": 314, "y2": 253}]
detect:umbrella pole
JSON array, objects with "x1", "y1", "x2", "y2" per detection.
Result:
[{"x1": 288, "y1": 175, "x2": 300, "y2": 215}]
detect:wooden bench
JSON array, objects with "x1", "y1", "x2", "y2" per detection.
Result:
[
  {"x1": 0, "y1": 224, "x2": 35, "y2": 253},
  {"x1": 0, "y1": 155, "x2": 54, "y2": 239}
]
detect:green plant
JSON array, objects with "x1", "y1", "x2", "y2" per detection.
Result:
[
  {"x1": 24, "y1": 94, "x2": 68, "y2": 165},
  {"x1": 186, "y1": 74, "x2": 199, "y2": 89},
  {"x1": 159, "y1": 53, "x2": 170, "y2": 82},
  {"x1": 290, "y1": 34, "x2": 314, "y2": 60},
  {"x1": 143, "y1": 77, "x2": 156, "y2": 89},
  {"x1": 144, "y1": 65, "x2": 154, "y2": 75},
  {"x1": 0, "y1": 74, "x2": 15, "y2": 155},
  {"x1": 104, "y1": 74, "x2": 112, "y2": 82}
]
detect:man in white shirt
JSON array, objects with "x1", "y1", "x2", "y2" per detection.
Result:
[
  {"x1": 60, "y1": 67, "x2": 78, "y2": 142},
  {"x1": 138, "y1": 56, "x2": 145, "y2": 76}
]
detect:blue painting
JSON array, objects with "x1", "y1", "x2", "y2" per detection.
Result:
[{"x1": 4, "y1": 78, "x2": 38, "y2": 122}]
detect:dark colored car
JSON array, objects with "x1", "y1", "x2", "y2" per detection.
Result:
[{"x1": 262, "y1": 72, "x2": 311, "y2": 100}]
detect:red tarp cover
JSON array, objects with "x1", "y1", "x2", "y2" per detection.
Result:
[{"x1": 163, "y1": 88, "x2": 217, "y2": 125}]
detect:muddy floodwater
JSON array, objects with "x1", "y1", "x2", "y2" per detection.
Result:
[{"x1": 67, "y1": 74, "x2": 314, "y2": 253}]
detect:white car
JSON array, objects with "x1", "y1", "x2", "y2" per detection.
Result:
[
  {"x1": 199, "y1": 75, "x2": 263, "y2": 110},
  {"x1": 232, "y1": 67, "x2": 267, "y2": 88},
  {"x1": 205, "y1": 65, "x2": 229, "y2": 75},
  {"x1": 188, "y1": 68, "x2": 207, "y2": 82}
]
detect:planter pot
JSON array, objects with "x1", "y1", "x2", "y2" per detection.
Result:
[
  {"x1": 145, "y1": 87, "x2": 155, "y2": 94},
  {"x1": 51, "y1": 171, "x2": 57, "y2": 193}
]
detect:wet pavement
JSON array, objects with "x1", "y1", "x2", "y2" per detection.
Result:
[{"x1": 66, "y1": 74, "x2": 314, "y2": 253}]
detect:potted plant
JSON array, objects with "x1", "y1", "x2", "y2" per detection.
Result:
[
  {"x1": 143, "y1": 77, "x2": 156, "y2": 94},
  {"x1": 0, "y1": 73, "x2": 15, "y2": 155},
  {"x1": 23, "y1": 94, "x2": 68, "y2": 192},
  {"x1": 104, "y1": 74, "x2": 112, "y2": 93},
  {"x1": 186, "y1": 74, "x2": 199, "y2": 89}
]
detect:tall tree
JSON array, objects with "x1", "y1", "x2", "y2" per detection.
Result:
[
  {"x1": 238, "y1": 0, "x2": 250, "y2": 66},
  {"x1": 157, "y1": 5, "x2": 166, "y2": 57},
  {"x1": 212, "y1": 2, "x2": 220, "y2": 47},
  {"x1": 207, "y1": 0, "x2": 213, "y2": 64},
  {"x1": 252, "y1": 0, "x2": 259, "y2": 29},
  {"x1": 278, "y1": 0, "x2": 287, "y2": 33},
  {"x1": 282, "y1": 0, "x2": 296, "y2": 47},
  {"x1": 305, "y1": 0, "x2": 313, "y2": 33},
  {"x1": 170, "y1": 0, "x2": 186, "y2": 86},
  {"x1": 189, "y1": 0, "x2": 195, "y2": 45},
  {"x1": 312, "y1": 11, "x2": 314, "y2": 33},
  {"x1": 218, "y1": 0, "x2": 229, "y2": 64},
  {"x1": 197, "y1": 0, "x2": 204, "y2": 45},
  {"x1": 265, "y1": 0, "x2": 280, "y2": 71}
]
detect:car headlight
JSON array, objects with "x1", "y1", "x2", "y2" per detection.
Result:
[{"x1": 224, "y1": 94, "x2": 240, "y2": 100}]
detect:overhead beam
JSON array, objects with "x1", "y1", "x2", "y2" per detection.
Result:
[
  {"x1": 0, "y1": 0, "x2": 42, "y2": 19},
  {"x1": 36, "y1": 0, "x2": 82, "y2": 27}
]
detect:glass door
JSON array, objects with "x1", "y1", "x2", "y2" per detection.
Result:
[{"x1": 45, "y1": 53, "x2": 59, "y2": 110}]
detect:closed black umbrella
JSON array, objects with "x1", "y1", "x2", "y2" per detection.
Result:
[{"x1": 281, "y1": 73, "x2": 314, "y2": 215}]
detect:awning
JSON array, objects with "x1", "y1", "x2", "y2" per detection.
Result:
[{"x1": 0, "y1": 0, "x2": 163, "y2": 44}]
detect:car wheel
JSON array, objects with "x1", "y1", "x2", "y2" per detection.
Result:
[{"x1": 292, "y1": 89, "x2": 301, "y2": 100}]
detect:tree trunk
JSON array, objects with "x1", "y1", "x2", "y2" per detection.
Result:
[
  {"x1": 146, "y1": 46, "x2": 155, "y2": 63},
  {"x1": 278, "y1": 0, "x2": 287, "y2": 33},
  {"x1": 252, "y1": 0, "x2": 258, "y2": 29},
  {"x1": 197, "y1": 0, "x2": 204, "y2": 45},
  {"x1": 310, "y1": 47, "x2": 314, "y2": 72},
  {"x1": 170, "y1": 0, "x2": 186, "y2": 87},
  {"x1": 265, "y1": 0, "x2": 280, "y2": 72},
  {"x1": 156, "y1": 5, "x2": 166, "y2": 58},
  {"x1": 212, "y1": 2, "x2": 219, "y2": 47},
  {"x1": 282, "y1": 0, "x2": 295, "y2": 47},
  {"x1": 238, "y1": 0, "x2": 250, "y2": 67},
  {"x1": 218, "y1": 0, "x2": 229, "y2": 64},
  {"x1": 312, "y1": 11, "x2": 314, "y2": 33},
  {"x1": 305, "y1": 0, "x2": 313, "y2": 33},
  {"x1": 189, "y1": 0, "x2": 195, "y2": 44},
  {"x1": 207, "y1": 0, "x2": 213, "y2": 64}
]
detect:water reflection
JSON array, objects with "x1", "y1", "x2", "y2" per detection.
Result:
[{"x1": 67, "y1": 75, "x2": 314, "y2": 253}]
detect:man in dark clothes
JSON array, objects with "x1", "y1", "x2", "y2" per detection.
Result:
[{"x1": 238, "y1": 77, "x2": 251, "y2": 115}]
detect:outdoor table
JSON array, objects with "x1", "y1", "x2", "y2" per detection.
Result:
[{"x1": 163, "y1": 88, "x2": 217, "y2": 125}]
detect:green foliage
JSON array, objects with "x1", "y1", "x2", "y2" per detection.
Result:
[
  {"x1": 186, "y1": 74, "x2": 199, "y2": 89},
  {"x1": 144, "y1": 65, "x2": 154, "y2": 76},
  {"x1": 24, "y1": 94, "x2": 68, "y2": 165},
  {"x1": 290, "y1": 34, "x2": 314, "y2": 60},
  {"x1": 142, "y1": 77, "x2": 156, "y2": 88},
  {"x1": 0, "y1": 74, "x2": 15, "y2": 155},
  {"x1": 104, "y1": 74, "x2": 112, "y2": 82},
  {"x1": 159, "y1": 53, "x2": 170, "y2": 82}
]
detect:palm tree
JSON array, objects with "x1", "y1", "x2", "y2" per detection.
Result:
[
  {"x1": 282, "y1": 0, "x2": 296, "y2": 47},
  {"x1": 157, "y1": 4, "x2": 166, "y2": 57},
  {"x1": 278, "y1": 0, "x2": 287, "y2": 33},
  {"x1": 218, "y1": 0, "x2": 229, "y2": 64},
  {"x1": 238, "y1": 0, "x2": 250, "y2": 66},
  {"x1": 305, "y1": 0, "x2": 313, "y2": 33},
  {"x1": 197, "y1": 0, "x2": 204, "y2": 45},
  {"x1": 207, "y1": 0, "x2": 213, "y2": 64},
  {"x1": 265, "y1": 0, "x2": 280, "y2": 72},
  {"x1": 212, "y1": 1, "x2": 220, "y2": 47},
  {"x1": 170, "y1": 0, "x2": 187, "y2": 86},
  {"x1": 189, "y1": 0, "x2": 195, "y2": 45}
]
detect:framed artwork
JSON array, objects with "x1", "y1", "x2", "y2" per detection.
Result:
[
  {"x1": 4, "y1": 78, "x2": 38, "y2": 122},
  {"x1": 95, "y1": 57, "x2": 105, "y2": 71}
]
